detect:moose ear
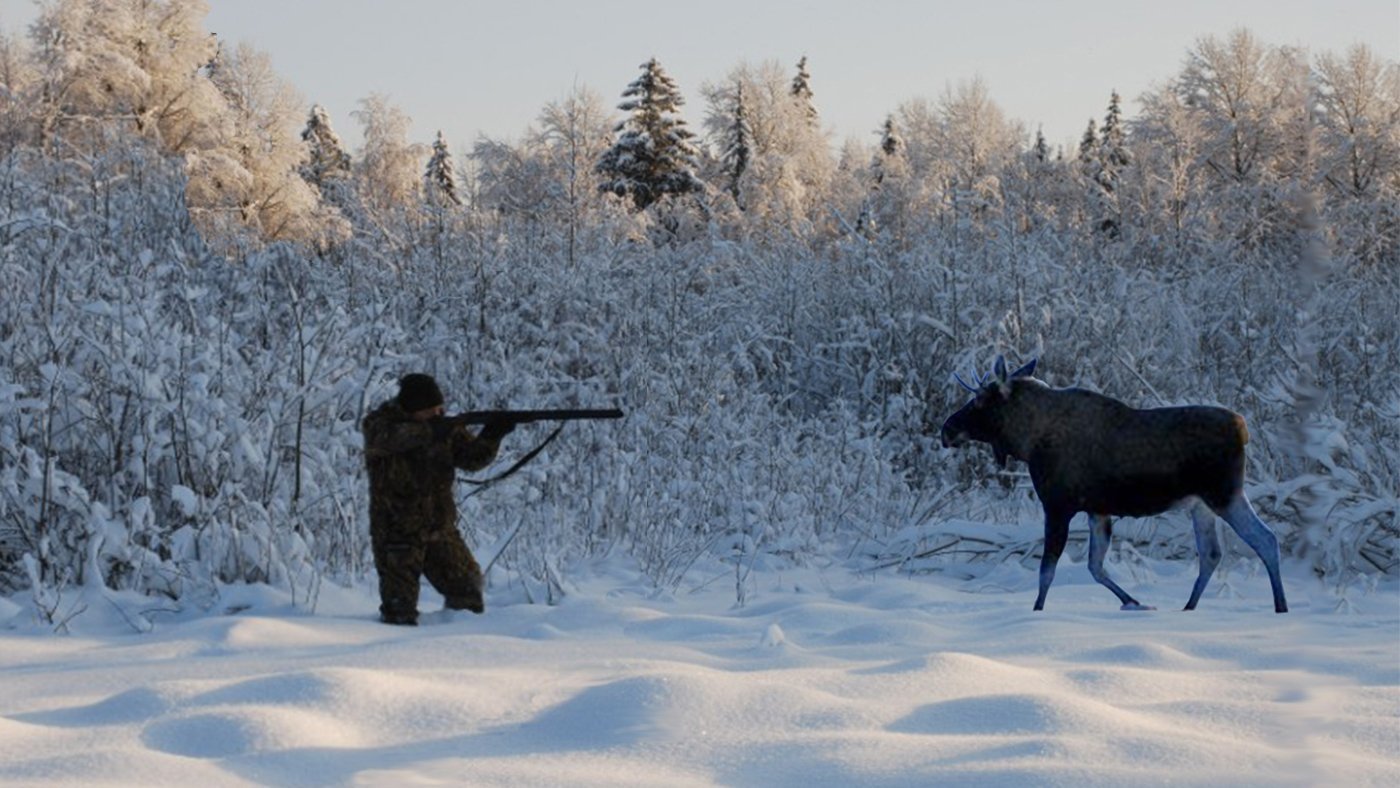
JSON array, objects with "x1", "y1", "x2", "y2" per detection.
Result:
[{"x1": 1011, "y1": 358, "x2": 1036, "y2": 378}]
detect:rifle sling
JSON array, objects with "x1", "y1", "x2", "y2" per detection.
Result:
[{"x1": 459, "y1": 422, "x2": 567, "y2": 497}]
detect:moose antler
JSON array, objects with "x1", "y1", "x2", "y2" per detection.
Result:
[{"x1": 954, "y1": 364, "x2": 996, "y2": 393}]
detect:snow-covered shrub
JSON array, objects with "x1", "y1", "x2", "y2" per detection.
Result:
[{"x1": 1, "y1": 25, "x2": 1394, "y2": 616}]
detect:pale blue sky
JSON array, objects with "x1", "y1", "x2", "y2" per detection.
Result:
[{"x1": 2, "y1": 0, "x2": 1396, "y2": 153}]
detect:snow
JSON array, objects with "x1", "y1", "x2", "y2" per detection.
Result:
[
  {"x1": 2, "y1": 561, "x2": 1396, "y2": 787},
  {"x1": 170, "y1": 485, "x2": 199, "y2": 517},
  {"x1": 1, "y1": 13, "x2": 1396, "y2": 786}
]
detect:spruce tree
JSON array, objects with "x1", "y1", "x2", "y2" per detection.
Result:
[
  {"x1": 1093, "y1": 91, "x2": 1132, "y2": 238},
  {"x1": 720, "y1": 81, "x2": 753, "y2": 207},
  {"x1": 300, "y1": 104, "x2": 351, "y2": 192},
  {"x1": 877, "y1": 114, "x2": 902, "y2": 163},
  {"x1": 791, "y1": 55, "x2": 818, "y2": 126},
  {"x1": 596, "y1": 57, "x2": 703, "y2": 211},
  {"x1": 857, "y1": 114, "x2": 904, "y2": 236},
  {"x1": 1098, "y1": 90, "x2": 1131, "y2": 185},
  {"x1": 1077, "y1": 118, "x2": 1098, "y2": 167},
  {"x1": 424, "y1": 130, "x2": 461, "y2": 207}
]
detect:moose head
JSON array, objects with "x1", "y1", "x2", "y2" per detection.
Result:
[{"x1": 939, "y1": 355, "x2": 1037, "y2": 467}]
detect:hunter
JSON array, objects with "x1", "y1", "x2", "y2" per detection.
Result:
[{"x1": 362, "y1": 373, "x2": 514, "y2": 625}]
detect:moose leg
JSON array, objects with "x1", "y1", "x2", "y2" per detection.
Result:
[
  {"x1": 1034, "y1": 508, "x2": 1073, "y2": 610},
  {"x1": 1184, "y1": 500, "x2": 1222, "y2": 610},
  {"x1": 1216, "y1": 493, "x2": 1288, "y2": 613},
  {"x1": 1087, "y1": 514, "x2": 1146, "y2": 609}
]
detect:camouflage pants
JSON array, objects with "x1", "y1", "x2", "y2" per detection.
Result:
[{"x1": 372, "y1": 526, "x2": 484, "y2": 622}]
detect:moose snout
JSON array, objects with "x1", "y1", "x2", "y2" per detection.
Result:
[{"x1": 939, "y1": 422, "x2": 967, "y2": 449}]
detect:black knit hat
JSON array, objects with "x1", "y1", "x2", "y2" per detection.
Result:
[{"x1": 397, "y1": 373, "x2": 444, "y2": 413}]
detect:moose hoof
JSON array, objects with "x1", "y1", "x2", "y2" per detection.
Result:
[{"x1": 1120, "y1": 602, "x2": 1156, "y2": 611}]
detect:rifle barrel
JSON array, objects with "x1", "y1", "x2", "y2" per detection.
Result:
[{"x1": 447, "y1": 408, "x2": 624, "y2": 425}]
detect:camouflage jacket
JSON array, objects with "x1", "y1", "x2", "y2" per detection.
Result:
[{"x1": 362, "y1": 400, "x2": 500, "y2": 540}]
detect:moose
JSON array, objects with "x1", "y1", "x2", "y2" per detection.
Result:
[{"x1": 939, "y1": 356, "x2": 1288, "y2": 613}]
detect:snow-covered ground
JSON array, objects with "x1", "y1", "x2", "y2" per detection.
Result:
[{"x1": 1, "y1": 559, "x2": 1396, "y2": 787}]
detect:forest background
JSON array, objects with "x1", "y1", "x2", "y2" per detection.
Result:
[{"x1": 0, "y1": 0, "x2": 1396, "y2": 625}]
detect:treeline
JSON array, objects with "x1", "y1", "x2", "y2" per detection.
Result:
[
  {"x1": 3, "y1": 5, "x2": 1396, "y2": 265},
  {"x1": 0, "y1": 2, "x2": 1396, "y2": 619}
]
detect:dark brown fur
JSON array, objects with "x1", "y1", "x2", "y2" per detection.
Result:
[{"x1": 996, "y1": 381, "x2": 1248, "y2": 516}]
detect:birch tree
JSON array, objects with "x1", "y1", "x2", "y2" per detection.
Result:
[{"x1": 352, "y1": 93, "x2": 423, "y2": 219}]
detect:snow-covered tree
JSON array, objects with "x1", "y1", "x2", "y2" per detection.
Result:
[
  {"x1": 1100, "y1": 91, "x2": 1131, "y2": 175},
  {"x1": 300, "y1": 103, "x2": 351, "y2": 193},
  {"x1": 941, "y1": 78, "x2": 1018, "y2": 179},
  {"x1": 791, "y1": 55, "x2": 818, "y2": 126},
  {"x1": 424, "y1": 131, "x2": 461, "y2": 207},
  {"x1": 1133, "y1": 84, "x2": 1212, "y2": 247},
  {"x1": 1177, "y1": 28, "x2": 1304, "y2": 183},
  {"x1": 1077, "y1": 118, "x2": 1098, "y2": 168},
  {"x1": 533, "y1": 86, "x2": 614, "y2": 203},
  {"x1": 28, "y1": 0, "x2": 226, "y2": 153},
  {"x1": 418, "y1": 130, "x2": 460, "y2": 266},
  {"x1": 471, "y1": 136, "x2": 547, "y2": 219},
  {"x1": 475, "y1": 86, "x2": 615, "y2": 234},
  {"x1": 0, "y1": 30, "x2": 35, "y2": 155},
  {"x1": 1084, "y1": 90, "x2": 1132, "y2": 238},
  {"x1": 1313, "y1": 43, "x2": 1400, "y2": 265},
  {"x1": 1314, "y1": 44, "x2": 1400, "y2": 198},
  {"x1": 882, "y1": 97, "x2": 938, "y2": 183},
  {"x1": 877, "y1": 113, "x2": 901, "y2": 160},
  {"x1": 717, "y1": 81, "x2": 753, "y2": 205},
  {"x1": 19, "y1": 1, "x2": 343, "y2": 247},
  {"x1": 857, "y1": 114, "x2": 910, "y2": 238},
  {"x1": 1168, "y1": 29, "x2": 1317, "y2": 251},
  {"x1": 530, "y1": 85, "x2": 616, "y2": 262},
  {"x1": 936, "y1": 77, "x2": 1020, "y2": 213},
  {"x1": 596, "y1": 58, "x2": 703, "y2": 211},
  {"x1": 1007, "y1": 124, "x2": 1066, "y2": 235},
  {"x1": 1032, "y1": 126, "x2": 1049, "y2": 164},
  {"x1": 701, "y1": 60, "x2": 834, "y2": 236},
  {"x1": 352, "y1": 93, "x2": 424, "y2": 217},
  {"x1": 197, "y1": 41, "x2": 343, "y2": 245}
]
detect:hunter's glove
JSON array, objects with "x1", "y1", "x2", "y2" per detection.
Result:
[{"x1": 479, "y1": 419, "x2": 515, "y2": 441}]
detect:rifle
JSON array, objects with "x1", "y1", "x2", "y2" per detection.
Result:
[
  {"x1": 446, "y1": 408, "x2": 624, "y2": 495},
  {"x1": 445, "y1": 408, "x2": 624, "y2": 428}
]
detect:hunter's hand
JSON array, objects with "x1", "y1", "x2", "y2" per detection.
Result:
[{"x1": 479, "y1": 419, "x2": 515, "y2": 441}]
